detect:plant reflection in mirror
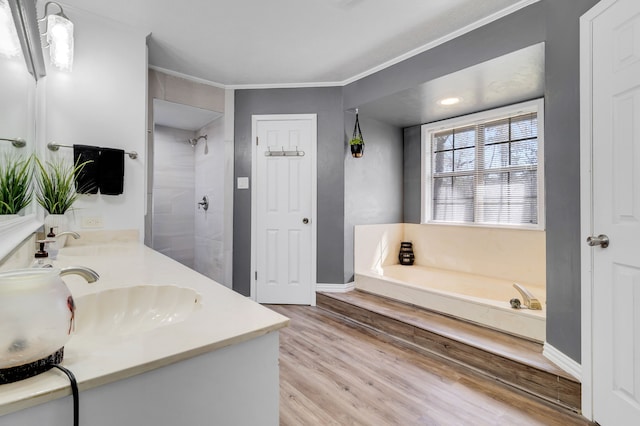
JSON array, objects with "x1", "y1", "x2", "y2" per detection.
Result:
[{"x1": 0, "y1": 153, "x2": 33, "y2": 214}]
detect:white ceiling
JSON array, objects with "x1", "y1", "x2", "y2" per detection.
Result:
[{"x1": 60, "y1": 0, "x2": 533, "y2": 87}]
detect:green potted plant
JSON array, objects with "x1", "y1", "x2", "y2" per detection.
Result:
[
  {"x1": 0, "y1": 153, "x2": 33, "y2": 218},
  {"x1": 35, "y1": 157, "x2": 90, "y2": 246},
  {"x1": 349, "y1": 136, "x2": 364, "y2": 158},
  {"x1": 349, "y1": 110, "x2": 365, "y2": 158}
]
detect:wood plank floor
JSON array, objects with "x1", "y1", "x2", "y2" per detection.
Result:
[
  {"x1": 269, "y1": 305, "x2": 593, "y2": 426},
  {"x1": 316, "y1": 290, "x2": 581, "y2": 411}
]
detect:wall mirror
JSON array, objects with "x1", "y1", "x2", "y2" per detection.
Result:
[{"x1": 0, "y1": 0, "x2": 45, "y2": 262}]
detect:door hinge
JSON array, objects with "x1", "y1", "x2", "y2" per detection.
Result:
[
  {"x1": 255, "y1": 271, "x2": 258, "y2": 280},
  {"x1": 256, "y1": 137, "x2": 259, "y2": 146}
]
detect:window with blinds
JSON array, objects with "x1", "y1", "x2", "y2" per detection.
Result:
[{"x1": 423, "y1": 99, "x2": 544, "y2": 228}]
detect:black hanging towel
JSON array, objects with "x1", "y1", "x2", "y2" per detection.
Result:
[
  {"x1": 98, "y1": 147, "x2": 125, "y2": 195},
  {"x1": 73, "y1": 144, "x2": 99, "y2": 194}
]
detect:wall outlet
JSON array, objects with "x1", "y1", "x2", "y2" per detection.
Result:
[{"x1": 81, "y1": 216, "x2": 104, "y2": 229}]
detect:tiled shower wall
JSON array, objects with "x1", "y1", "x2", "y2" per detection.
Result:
[
  {"x1": 194, "y1": 117, "x2": 225, "y2": 283},
  {"x1": 152, "y1": 119, "x2": 228, "y2": 285},
  {"x1": 152, "y1": 125, "x2": 196, "y2": 268}
]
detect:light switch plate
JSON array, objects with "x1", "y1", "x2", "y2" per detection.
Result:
[
  {"x1": 237, "y1": 177, "x2": 249, "y2": 189},
  {"x1": 81, "y1": 216, "x2": 104, "y2": 228}
]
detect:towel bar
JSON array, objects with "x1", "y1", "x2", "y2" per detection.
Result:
[
  {"x1": 47, "y1": 142, "x2": 138, "y2": 159},
  {"x1": 1, "y1": 137, "x2": 26, "y2": 148}
]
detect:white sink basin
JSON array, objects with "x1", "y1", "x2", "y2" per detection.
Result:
[{"x1": 74, "y1": 285, "x2": 202, "y2": 337}]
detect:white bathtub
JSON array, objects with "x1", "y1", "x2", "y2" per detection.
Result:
[{"x1": 355, "y1": 264, "x2": 546, "y2": 342}]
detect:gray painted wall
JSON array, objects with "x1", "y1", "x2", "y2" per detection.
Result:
[
  {"x1": 543, "y1": 0, "x2": 599, "y2": 362},
  {"x1": 233, "y1": 88, "x2": 344, "y2": 296},
  {"x1": 403, "y1": 125, "x2": 422, "y2": 224},
  {"x1": 344, "y1": 115, "x2": 404, "y2": 282}
]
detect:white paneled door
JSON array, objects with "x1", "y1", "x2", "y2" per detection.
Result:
[
  {"x1": 251, "y1": 115, "x2": 316, "y2": 304},
  {"x1": 586, "y1": 0, "x2": 640, "y2": 424}
]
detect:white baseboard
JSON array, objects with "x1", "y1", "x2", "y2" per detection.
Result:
[
  {"x1": 316, "y1": 282, "x2": 355, "y2": 293},
  {"x1": 543, "y1": 342, "x2": 582, "y2": 381}
]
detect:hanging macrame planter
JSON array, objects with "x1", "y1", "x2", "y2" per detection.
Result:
[{"x1": 349, "y1": 109, "x2": 364, "y2": 158}]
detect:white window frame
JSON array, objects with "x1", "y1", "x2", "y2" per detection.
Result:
[{"x1": 421, "y1": 98, "x2": 545, "y2": 230}]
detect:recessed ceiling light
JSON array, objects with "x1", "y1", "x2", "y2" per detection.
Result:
[{"x1": 438, "y1": 97, "x2": 461, "y2": 106}]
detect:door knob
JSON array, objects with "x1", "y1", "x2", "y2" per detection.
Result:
[
  {"x1": 302, "y1": 218, "x2": 309, "y2": 224},
  {"x1": 586, "y1": 234, "x2": 609, "y2": 248},
  {"x1": 197, "y1": 195, "x2": 209, "y2": 211}
]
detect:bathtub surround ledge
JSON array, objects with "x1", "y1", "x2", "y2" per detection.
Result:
[{"x1": 356, "y1": 269, "x2": 546, "y2": 341}]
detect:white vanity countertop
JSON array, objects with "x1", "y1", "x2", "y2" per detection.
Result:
[{"x1": 0, "y1": 233, "x2": 289, "y2": 416}]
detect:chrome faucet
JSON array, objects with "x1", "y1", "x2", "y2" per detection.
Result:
[
  {"x1": 513, "y1": 283, "x2": 542, "y2": 310},
  {"x1": 60, "y1": 266, "x2": 100, "y2": 283},
  {"x1": 56, "y1": 231, "x2": 81, "y2": 240}
]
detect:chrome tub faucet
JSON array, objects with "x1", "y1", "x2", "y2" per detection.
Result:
[{"x1": 512, "y1": 283, "x2": 542, "y2": 310}]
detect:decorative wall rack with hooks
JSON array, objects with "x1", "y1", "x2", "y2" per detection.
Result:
[{"x1": 264, "y1": 146, "x2": 305, "y2": 157}]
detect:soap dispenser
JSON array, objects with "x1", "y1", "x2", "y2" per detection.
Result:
[
  {"x1": 46, "y1": 227, "x2": 59, "y2": 260},
  {"x1": 33, "y1": 241, "x2": 50, "y2": 267}
]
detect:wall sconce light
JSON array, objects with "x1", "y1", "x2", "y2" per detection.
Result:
[
  {"x1": 40, "y1": 1, "x2": 73, "y2": 71},
  {"x1": 0, "y1": 0, "x2": 21, "y2": 57}
]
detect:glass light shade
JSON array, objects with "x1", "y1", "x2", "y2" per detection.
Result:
[
  {"x1": 47, "y1": 14, "x2": 73, "y2": 71},
  {"x1": 0, "y1": 0, "x2": 21, "y2": 58}
]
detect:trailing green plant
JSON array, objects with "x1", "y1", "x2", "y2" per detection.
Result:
[
  {"x1": 349, "y1": 137, "x2": 364, "y2": 145},
  {"x1": 0, "y1": 153, "x2": 34, "y2": 215},
  {"x1": 35, "y1": 157, "x2": 91, "y2": 215}
]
